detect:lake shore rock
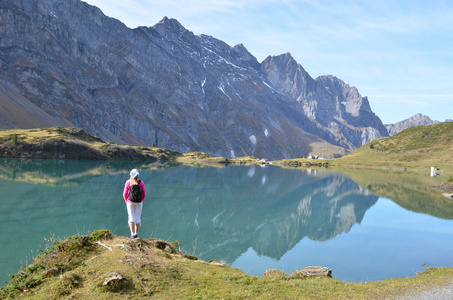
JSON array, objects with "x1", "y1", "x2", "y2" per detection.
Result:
[
  {"x1": 294, "y1": 266, "x2": 332, "y2": 277},
  {"x1": 264, "y1": 266, "x2": 332, "y2": 279}
]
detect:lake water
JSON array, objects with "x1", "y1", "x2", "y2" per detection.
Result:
[{"x1": 1, "y1": 158, "x2": 452, "y2": 285}]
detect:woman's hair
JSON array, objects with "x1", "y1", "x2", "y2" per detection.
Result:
[{"x1": 130, "y1": 175, "x2": 139, "y2": 185}]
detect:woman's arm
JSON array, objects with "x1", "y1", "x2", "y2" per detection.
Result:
[
  {"x1": 123, "y1": 180, "x2": 130, "y2": 202},
  {"x1": 140, "y1": 180, "x2": 146, "y2": 201}
]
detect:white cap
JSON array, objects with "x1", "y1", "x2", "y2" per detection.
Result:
[{"x1": 130, "y1": 169, "x2": 139, "y2": 178}]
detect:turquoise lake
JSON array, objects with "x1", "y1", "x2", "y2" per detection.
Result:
[{"x1": 1, "y1": 158, "x2": 452, "y2": 286}]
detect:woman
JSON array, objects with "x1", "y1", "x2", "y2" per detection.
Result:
[{"x1": 123, "y1": 169, "x2": 146, "y2": 239}]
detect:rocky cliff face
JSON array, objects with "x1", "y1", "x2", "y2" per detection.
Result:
[
  {"x1": 385, "y1": 113, "x2": 439, "y2": 136},
  {"x1": 0, "y1": 0, "x2": 389, "y2": 159},
  {"x1": 261, "y1": 54, "x2": 388, "y2": 149}
]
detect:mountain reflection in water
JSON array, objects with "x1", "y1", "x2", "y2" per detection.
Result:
[
  {"x1": 1, "y1": 159, "x2": 451, "y2": 284},
  {"x1": 149, "y1": 165, "x2": 378, "y2": 263}
]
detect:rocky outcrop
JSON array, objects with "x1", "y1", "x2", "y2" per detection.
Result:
[
  {"x1": 261, "y1": 54, "x2": 388, "y2": 149},
  {"x1": 294, "y1": 266, "x2": 332, "y2": 277},
  {"x1": 264, "y1": 266, "x2": 332, "y2": 278},
  {"x1": 102, "y1": 272, "x2": 125, "y2": 287},
  {"x1": 0, "y1": 0, "x2": 389, "y2": 159},
  {"x1": 385, "y1": 113, "x2": 440, "y2": 136},
  {"x1": 0, "y1": 127, "x2": 181, "y2": 160}
]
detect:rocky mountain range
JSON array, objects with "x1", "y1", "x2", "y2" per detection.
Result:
[
  {"x1": 385, "y1": 113, "x2": 439, "y2": 136},
  {"x1": 0, "y1": 0, "x2": 393, "y2": 159}
]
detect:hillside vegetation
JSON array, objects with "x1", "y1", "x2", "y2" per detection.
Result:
[
  {"x1": 338, "y1": 122, "x2": 453, "y2": 168},
  {"x1": 1, "y1": 230, "x2": 452, "y2": 299},
  {"x1": 0, "y1": 127, "x2": 267, "y2": 166},
  {"x1": 0, "y1": 127, "x2": 182, "y2": 161},
  {"x1": 277, "y1": 122, "x2": 453, "y2": 174}
]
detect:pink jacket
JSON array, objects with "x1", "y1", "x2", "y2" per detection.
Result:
[{"x1": 123, "y1": 179, "x2": 146, "y2": 203}]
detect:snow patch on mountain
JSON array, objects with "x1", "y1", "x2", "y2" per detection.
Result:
[{"x1": 249, "y1": 135, "x2": 257, "y2": 145}]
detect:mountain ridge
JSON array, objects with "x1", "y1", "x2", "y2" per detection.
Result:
[
  {"x1": 385, "y1": 113, "x2": 440, "y2": 136},
  {"x1": 0, "y1": 0, "x2": 392, "y2": 159}
]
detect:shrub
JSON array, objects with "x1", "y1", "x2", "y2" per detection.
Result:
[{"x1": 89, "y1": 229, "x2": 113, "y2": 241}]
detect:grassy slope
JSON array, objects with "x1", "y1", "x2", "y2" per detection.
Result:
[
  {"x1": 1, "y1": 230, "x2": 452, "y2": 299},
  {"x1": 0, "y1": 127, "x2": 103, "y2": 144},
  {"x1": 0, "y1": 127, "x2": 266, "y2": 167},
  {"x1": 0, "y1": 127, "x2": 181, "y2": 160},
  {"x1": 335, "y1": 122, "x2": 453, "y2": 171},
  {"x1": 276, "y1": 122, "x2": 453, "y2": 174}
]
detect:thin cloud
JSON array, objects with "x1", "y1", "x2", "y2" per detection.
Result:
[{"x1": 369, "y1": 95, "x2": 453, "y2": 98}]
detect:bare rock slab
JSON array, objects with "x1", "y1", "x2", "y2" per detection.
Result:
[
  {"x1": 294, "y1": 266, "x2": 332, "y2": 277},
  {"x1": 263, "y1": 269, "x2": 290, "y2": 279},
  {"x1": 102, "y1": 272, "x2": 126, "y2": 286}
]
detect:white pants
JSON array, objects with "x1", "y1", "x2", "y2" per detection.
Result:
[{"x1": 126, "y1": 202, "x2": 143, "y2": 224}]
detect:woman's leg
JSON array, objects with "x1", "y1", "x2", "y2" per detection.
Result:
[
  {"x1": 126, "y1": 203, "x2": 136, "y2": 237},
  {"x1": 127, "y1": 202, "x2": 143, "y2": 237},
  {"x1": 134, "y1": 202, "x2": 143, "y2": 236},
  {"x1": 129, "y1": 221, "x2": 136, "y2": 236}
]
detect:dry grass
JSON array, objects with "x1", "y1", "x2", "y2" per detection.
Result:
[
  {"x1": 273, "y1": 122, "x2": 453, "y2": 175},
  {"x1": 334, "y1": 123, "x2": 453, "y2": 171},
  {"x1": 177, "y1": 152, "x2": 262, "y2": 167},
  {"x1": 1, "y1": 230, "x2": 452, "y2": 299},
  {"x1": 0, "y1": 127, "x2": 181, "y2": 160}
]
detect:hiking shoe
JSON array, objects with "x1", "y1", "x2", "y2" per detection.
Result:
[{"x1": 133, "y1": 234, "x2": 138, "y2": 239}]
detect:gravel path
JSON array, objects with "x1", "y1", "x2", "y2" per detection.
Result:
[{"x1": 396, "y1": 284, "x2": 453, "y2": 300}]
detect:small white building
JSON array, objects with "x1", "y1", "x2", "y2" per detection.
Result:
[{"x1": 259, "y1": 158, "x2": 268, "y2": 164}]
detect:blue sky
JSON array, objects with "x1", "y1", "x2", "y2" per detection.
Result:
[{"x1": 84, "y1": 0, "x2": 452, "y2": 124}]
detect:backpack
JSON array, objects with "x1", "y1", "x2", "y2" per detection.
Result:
[{"x1": 130, "y1": 180, "x2": 142, "y2": 203}]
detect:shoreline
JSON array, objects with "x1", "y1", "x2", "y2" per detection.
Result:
[{"x1": 1, "y1": 230, "x2": 452, "y2": 299}]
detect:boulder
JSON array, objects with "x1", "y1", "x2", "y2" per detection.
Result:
[
  {"x1": 263, "y1": 269, "x2": 290, "y2": 279},
  {"x1": 102, "y1": 272, "x2": 125, "y2": 286},
  {"x1": 293, "y1": 266, "x2": 332, "y2": 277}
]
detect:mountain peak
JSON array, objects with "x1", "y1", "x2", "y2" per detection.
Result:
[
  {"x1": 385, "y1": 113, "x2": 440, "y2": 136},
  {"x1": 153, "y1": 16, "x2": 188, "y2": 36},
  {"x1": 265, "y1": 52, "x2": 295, "y2": 64},
  {"x1": 232, "y1": 43, "x2": 260, "y2": 70},
  {"x1": 261, "y1": 52, "x2": 312, "y2": 93},
  {"x1": 262, "y1": 53, "x2": 299, "y2": 73}
]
